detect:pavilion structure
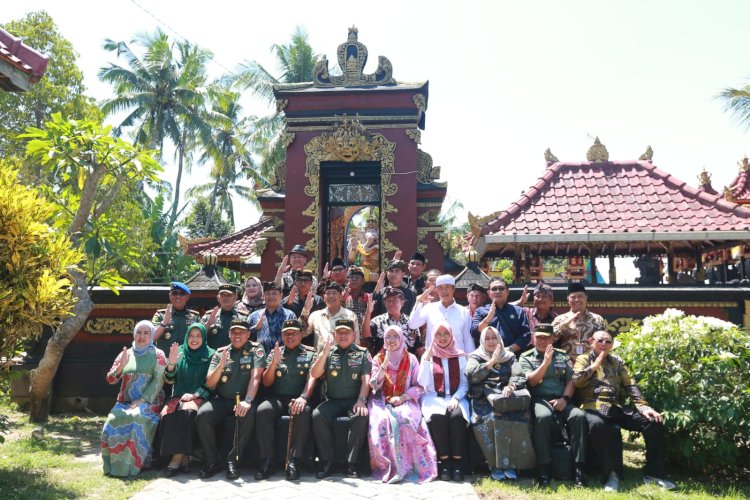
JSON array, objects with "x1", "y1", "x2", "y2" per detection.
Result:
[
  {"x1": 0, "y1": 28, "x2": 48, "y2": 92},
  {"x1": 469, "y1": 138, "x2": 750, "y2": 286},
  {"x1": 186, "y1": 27, "x2": 449, "y2": 280}
]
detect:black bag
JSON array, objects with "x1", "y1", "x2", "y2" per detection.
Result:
[{"x1": 484, "y1": 387, "x2": 531, "y2": 413}]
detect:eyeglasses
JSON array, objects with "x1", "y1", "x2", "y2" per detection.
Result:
[
  {"x1": 170, "y1": 291, "x2": 187, "y2": 296},
  {"x1": 594, "y1": 338, "x2": 613, "y2": 345},
  {"x1": 294, "y1": 278, "x2": 312, "y2": 283},
  {"x1": 489, "y1": 286, "x2": 507, "y2": 292},
  {"x1": 331, "y1": 267, "x2": 346, "y2": 272}
]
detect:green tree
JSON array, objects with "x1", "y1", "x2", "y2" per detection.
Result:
[
  {"x1": 183, "y1": 196, "x2": 233, "y2": 239},
  {"x1": 234, "y1": 26, "x2": 320, "y2": 180},
  {"x1": 0, "y1": 162, "x2": 82, "y2": 359},
  {"x1": 718, "y1": 83, "x2": 750, "y2": 128},
  {"x1": 0, "y1": 11, "x2": 100, "y2": 160},
  {"x1": 98, "y1": 28, "x2": 215, "y2": 225},
  {"x1": 20, "y1": 113, "x2": 161, "y2": 422}
]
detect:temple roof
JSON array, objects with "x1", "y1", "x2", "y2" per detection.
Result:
[
  {"x1": 472, "y1": 159, "x2": 750, "y2": 256},
  {"x1": 184, "y1": 217, "x2": 276, "y2": 264},
  {"x1": 0, "y1": 28, "x2": 48, "y2": 91},
  {"x1": 454, "y1": 262, "x2": 491, "y2": 290},
  {"x1": 729, "y1": 157, "x2": 750, "y2": 202}
]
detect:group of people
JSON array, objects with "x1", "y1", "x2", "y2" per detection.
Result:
[{"x1": 100, "y1": 245, "x2": 676, "y2": 492}]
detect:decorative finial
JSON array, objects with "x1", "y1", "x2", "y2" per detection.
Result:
[
  {"x1": 639, "y1": 146, "x2": 653, "y2": 161},
  {"x1": 739, "y1": 156, "x2": 750, "y2": 172},
  {"x1": 464, "y1": 248, "x2": 479, "y2": 263},
  {"x1": 203, "y1": 252, "x2": 218, "y2": 266},
  {"x1": 544, "y1": 148, "x2": 559, "y2": 163},
  {"x1": 312, "y1": 27, "x2": 395, "y2": 87},
  {"x1": 724, "y1": 186, "x2": 736, "y2": 202},
  {"x1": 586, "y1": 137, "x2": 609, "y2": 162},
  {"x1": 697, "y1": 168, "x2": 712, "y2": 187}
]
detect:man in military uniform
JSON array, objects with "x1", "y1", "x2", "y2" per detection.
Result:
[
  {"x1": 520, "y1": 324, "x2": 587, "y2": 488},
  {"x1": 310, "y1": 319, "x2": 371, "y2": 479},
  {"x1": 195, "y1": 319, "x2": 266, "y2": 480},
  {"x1": 202, "y1": 284, "x2": 248, "y2": 350},
  {"x1": 255, "y1": 319, "x2": 317, "y2": 481},
  {"x1": 152, "y1": 281, "x2": 201, "y2": 354}
]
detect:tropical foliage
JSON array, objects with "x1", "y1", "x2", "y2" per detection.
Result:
[{"x1": 618, "y1": 309, "x2": 750, "y2": 472}]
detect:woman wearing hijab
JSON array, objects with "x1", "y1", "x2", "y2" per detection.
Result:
[
  {"x1": 466, "y1": 326, "x2": 532, "y2": 481},
  {"x1": 368, "y1": 325, "x2": 437, "y2": 484},
  {"x1": 236, "y1": 276, "x2": 265, "y2": 316},
  {"x1": 159, "y1": 322, "x2": 215, "y2": 476},
  {"x1": 417, "y1": 321, "x2": 469, "y2": 482},
  {"x1": 101, "y1": 320, "x2": 167, "y2": 477}
]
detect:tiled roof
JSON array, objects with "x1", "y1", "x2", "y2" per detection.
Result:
[
  {"x1": 186, "y1": 218, "x2": 276, "y2": 261},
  {"x1": 729, "y1": 169, "x2": 750, "y2": 202},
  {"x1": 0, "y1": 28, "x2": 48, "y2": 91},
  {"x1": 454, "y1": 263, "x2": 491, "y2": 289},
  {"x1": 185, "y1": 265, "x2": 230, "y2": 291},
  {"x1": 479, "y1": 160, "x2": 750, "y2": 238}
]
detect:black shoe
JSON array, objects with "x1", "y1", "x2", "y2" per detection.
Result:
[
  {"x1": 345, "y1": 462, "x2": 359, "y2": 479},
  {"x1": 439, "y1": 462, "x2": 451, "y2": 481},
  {"x1": 226, "y1": 461, "x2": 240, "y2": 480},
  {"x1": 286, "y1": 459, "x2": 300, "y2": 481},
  {"x1": 537, "y1": 464, "x2": 551, "y2": 487},
  {"x1": 574, "y1": 465, "x2": 588, "y2": 487},
  {"x1": 316, "y1": 460, "x2": 333, "y2": 479},
  {"x1": 199, "y1": 463, "x2": 218, "y2": 479},
  {"x1": 255, "y1": 458, "x2": 273, "y2": 480},
  {"x1": 165, "y1": 467, "x2": 179, "y2": 478}
]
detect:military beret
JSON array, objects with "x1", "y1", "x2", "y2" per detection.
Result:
[
  {"x1": 289, "y1": 244, "x2": 307, "y2": 257},
  {"x1": 218, "y1": 284, "x2": 237, "y2": 295},
  {"x1": 386, "y1": 259, "x2": 406, "y2": 271},
  {"x1": 568, "y1": 282, "x2": 586, "y2": 294},
  {"x1": 334, "y1": 319, "x2": 355, "y2": 331},
  {"x1": 534, "y1": 323, "x2": 554, "y2": 337},
  {"x1": 170, "y1": 282, "x2": 191, "y2": 294},
  {"x1": 229, "y1": 319, "x2": 249, "y2": 331},
  {"x1": 263, "y1": 281, "x2": 282, "y2": 293},
  {"x1": 324, "y1": 281, "x2": 344, "y2": 293},
  {"x1": 281, "y1": 319, "x2": 302, "y2": 332}
]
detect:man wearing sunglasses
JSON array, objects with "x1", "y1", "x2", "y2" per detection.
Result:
[
  {"x1": 471, "y1": 278, "x2": 530, "y2": 354},
  {"x1": 573, "y1": 330, "x2": 674, "y2": 492},
  {"x1": 152, "y1": 281, "x2": 201, "y2": 354}
]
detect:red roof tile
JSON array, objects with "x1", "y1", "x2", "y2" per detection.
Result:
[
  {"x1": 186, "y1": 218, "x2": 276, "y2": 260},
  {"x1": 729, "y1": 168, "x2": 750, "y2": 201},
  {"x1": 480, "y1": 160, "x2": 750, "y2": 238}
]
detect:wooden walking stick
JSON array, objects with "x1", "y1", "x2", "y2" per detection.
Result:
[
  {"x1": 234, "y1": 393, "x2": 241, "y2": 462},
  {"x1": 285, "y1": 402, "x2": 296, "y2": 471}
]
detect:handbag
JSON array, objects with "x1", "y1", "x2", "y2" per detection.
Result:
[{"x1": 484, "y1": 387, "x2": 531, "y2": 413}]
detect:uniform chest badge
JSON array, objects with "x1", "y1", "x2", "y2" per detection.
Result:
[
  {"x1": 221, "y1": 375, "x2": 228, "y2": 383},
  {"x1": 276, "y1": 370, "x2": 283, "y2": 378},
  {"x1": 330, "y1": 369, "x2": 338, "y2": 377},
  {"x1": 164, "y1": 332, "x2": 171, "y2": 340},
  {"x1": 242, "y1": 350, "x2": 250, "y2": 356},
  {"x1": 352, "y1": 373, "x2": 358, "y2": 380},
  {"x1": 510, "y1": 314, "x2": 515, "y2": 319},
  {"x1": 256, "y1": 347, "x2": 264, "y2": 358}
]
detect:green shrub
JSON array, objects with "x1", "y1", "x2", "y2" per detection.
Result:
[{"x1": 617, "y1": 309, "x2": 750, "y2": 472}]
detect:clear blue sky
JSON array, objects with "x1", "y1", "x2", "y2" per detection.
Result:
[{"x1": 5, "y1": 0, "x2": 750, "y2": 232}]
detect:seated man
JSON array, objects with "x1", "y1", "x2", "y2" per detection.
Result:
[
  {"x1": 196, "y1": 319, "x2": 265, "y2": 480},
  {"x1": 310, "y1": 319, "x2": 371, "y2": 479},
  {"x1": 573, "y1": 330, "x2": 675, "y2": 492},
  {"x1": 255, "y1": 319, "x2": 317, "y2": 481},
  {"x1": 520, "y1": 324, "x2": 587, "y2": 487}
]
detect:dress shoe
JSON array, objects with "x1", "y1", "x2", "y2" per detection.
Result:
[
  {"x1": 438, "y1": 462, "x2": 451, "y2": 481},
  {"x1": 644, "y1": 475, "x2": 676, "y2": 490},
  {"x1": 451, "y1": 459, "x2": 464, "y2": 482},
  {"x1": 574, "y1": 465, "x2": 588, "y2": 487},
  {"x1": 345, "y1": 462, "x2": 360, "y2": 478},
  {"x1": 604, "y1": 471, "x2": 619, "y2": 492},
  {"x1": 199, "y1": 463, "x2": 218, "y2": 479},
  {"x1": 226, "y1": 461, "x2": 240, "y2": 480},
  {"x1": 286, "y1": 458, "x2": 300, "y2": 481},
  {"x1": 536, "y1": 464, "x2": 551, "y2": 487},
  {"x1": 165, "y1": 467, "x2": 179, "y2": 478},
  {"x1": 490, "y1": 468, "x2": 505, "y2": 481},
  {"x1": 504, "y1": 469, "x2": 518, "y2": 481},
  {"x1": 255, "y1": 458, "x2": 273, "y2": 480},
  {"x1": 316, "y1": 460, "x2": 333, "y2": 479}
]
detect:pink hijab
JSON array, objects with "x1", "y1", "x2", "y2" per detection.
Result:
[
  {"x1": 382, "y1": 325, "x2": 406, "y2": 370},
  {"x1": 431, "y1": 321, "x2": 466, "y2": 359}
]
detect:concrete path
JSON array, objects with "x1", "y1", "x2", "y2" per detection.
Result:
[{"x1": 131, "y1": 471, "x2": 479, "y2": 499}]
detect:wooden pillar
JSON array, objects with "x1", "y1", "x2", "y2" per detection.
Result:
[
  {"x1": 694, "y1": 246, "x2": 705, "y2": 283},
  {"x1": 513, "y1": 246, "x2": 523, "y2": 285},
  {"x1": 523, "y1": 246, "x2": 531, "y2": 286},
  {"x1": 667, "y1": 244, "x2": 676, "y2": 285},
  {"x1": 608, "y1": 253, "x2": 617, "y2": 284},
  {"x1": 589, "y1": 246, "x2": 598, "y2": 285}
]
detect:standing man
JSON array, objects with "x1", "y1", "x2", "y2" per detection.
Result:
[
  {"x1": 248, "y1": 281, "x2": 297, "y2": 355},
  {"x1": 316, "y1": 257, "x2": 348, "y2": 296},
  {"x1": 520, "y1": 324, "x2": 587, "y2": 488},
  {"x1": 517, "y1": 282, "x2": 558, "y2": 348},
  {"x1": 152, "y1": 281, "x2": 200, "y2": 354},
  {"x1": 305, "y1": 282, "x2": 360, "y2": 352},
  {"x1": 195, "y1": 319, "x2": 265, "y2": 480},
  {"x1": 282, "y1": 270, "x2": 325, "y2": 320},
  {"x1": 310, "y1": 319, "x2": 372, "y2": 479},
  {"x1": 552, "y1": 283, "x2": 605, "y2": 362},
  {"x1": 465, "y1": 283, "x2": 487, "y2": 318},
  {"x1": 471, "y1": 278, "x2": 530, "y2": 354},
  {"x1": 343, "y1": 266, "x2": 371, "y2": 331},
  {"x1": 202, "y1": 284, "x2": 248, "y2": 350},
  {"x1": 404, "y1": 252, "x2": 427, "y2": 295},
  {"x1": 573, "y1": 330, "x2": 674, "y2": 492},
  {"x1": 255, "y1": 319, "x2": 317, "y2": 481},
  {"x1": 371, "y1": 260, "x2": 416, "y2": 317},
  {"x1": 363, "y1": 286, "x2": 423, "y2": 357},
  {"x1": 276, "y1": 244, "x2": 317, "y2": 296},
  {"x1": 408, "y1": 275, "x2": 475, "y2": 354}
]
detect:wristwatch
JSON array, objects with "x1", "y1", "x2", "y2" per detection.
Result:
[
  {"x1": 358, "y1": 396, "x2": 367, "y2": 404},
  {"x1": 244, "y1": 396, "x2": 253, "y2": 404},
  {"x1": 562, "y1": 395, "x2": 571, "y2": 403},
  {"x1": 299, "y1": 393, "x2": 309, "y2": 401}
]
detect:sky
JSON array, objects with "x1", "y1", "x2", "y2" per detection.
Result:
[{"x1": 5, "y1": 0, "x2": 750, "y2": 236}]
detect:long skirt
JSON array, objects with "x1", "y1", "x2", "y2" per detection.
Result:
[
  {"x1": 368, "y1": 397, "x2": 437, "y2": 483},
  {"x1": 471, "y1": 398, "x2": 535, "y2": 470},
  {"x1": 101, "y1": 401, "x2": 161, "y2": 477},
  {"x1": 159, "y1": 397, "x2": 205, "y2": 457}
]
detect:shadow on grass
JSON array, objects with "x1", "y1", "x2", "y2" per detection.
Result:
[{"x1": 0, "y1": 466, "x2": 79, "y2": 500}]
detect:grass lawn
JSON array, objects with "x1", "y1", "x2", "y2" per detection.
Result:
[
  {"x1": 474, "y1": 438, "x2": 750, "y2": 499},
  {"x1": 0, "y1": 405, "x2": 157, "y2": 500}
]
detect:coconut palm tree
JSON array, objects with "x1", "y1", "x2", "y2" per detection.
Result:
[
  {"x1": 719, "y1": 84, "x2": 750, "y2": 129},
  {"x1": 98, "y1": 28, "x2": 216, "y2": 225},
  {"x1": 233, "y1": 26, "x2": 320, "y2": 180}
]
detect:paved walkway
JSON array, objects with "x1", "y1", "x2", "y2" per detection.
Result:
[{"x1": 132, "y1": 471, "x2": 479, "y2": 499}]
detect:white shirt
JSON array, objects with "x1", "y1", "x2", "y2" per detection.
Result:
[
  {"x1": 408, "y1": 300, "x2": 475, "y2": 354},
  {"x1": 417, "y1": 355, "x2": 470, "y2": 422}
]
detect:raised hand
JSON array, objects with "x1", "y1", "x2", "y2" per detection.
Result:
[
  {"x1": 324, "y1": 334, "x2": 334, "y2": 353},
  {"x1": 374, "y1": 272, "x2": 386, "y2": 294},
  {"x1": 417, "y1": 286, "x2": 435, "y2": 304},
  {"x1": 490, "y1": 343, "x2": 502, "y2": 365},
  {"x1": 219, "y1": 348, "x2": 230, "y2": 367},
  {"x1": 117, "y1": 346, "x2": 129, "y2": 374},
  {"x1": 393, "y1": 249, "x2": 402, "y2": 261},
  {"x1": 254, "y1": 311, "x2": 266, "y2": 332},
  {"x1": 163, "y1": 304, "x2": 173, "y2": 324},
  {"x1": 278, "y1": 255, "x2": 290, "y2": 274},
  {"x1": 272, "y1": 341, "x2": 281, "y2": 364},
  {"x1": 287, "y1": 285, "x2": 297, "y2": 305},
  {"x1": 321, "y1": 262, "x2": 330, "y2": 279},
  {"x1": 303, "y1": 291, "x2": 314, "y2": 313},
  {"x1": 543, "y1": 343, "x2": 554, "y2": 364},
  {"x1": 486, "y1": 301, "x2": 497, "y2": 322},
  {"x1": 207, "y1": 306, "x2": 219, "y2": 326},
  {"x1": 366, "y1": 295, "x2": 375, "y2": 317},
  {"x1": 518, "y1": 285, "x2": 529, "y2": 305},
  {"x1": 168, "y1": 342, "x2": 179, "y2": 365},
  {"x1": 423, "y1": 340, "x2": 434, "y2": 360}
]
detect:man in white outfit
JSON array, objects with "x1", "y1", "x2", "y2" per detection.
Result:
[{"x1": 408, "y1": 275, "x2": 475, "y2": 354}]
